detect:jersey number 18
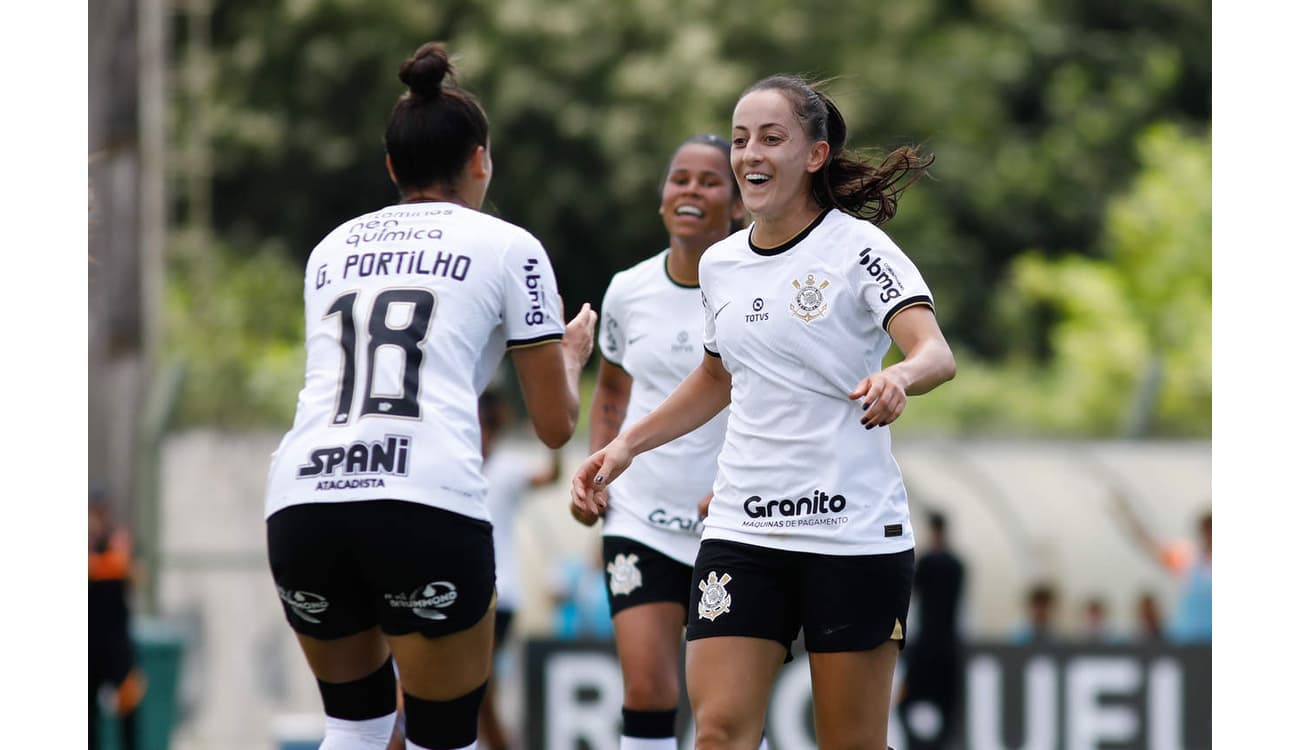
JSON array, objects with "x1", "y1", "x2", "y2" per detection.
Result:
[{"x1": 324, "y1": 288, "x2": 435, "y2": 424}]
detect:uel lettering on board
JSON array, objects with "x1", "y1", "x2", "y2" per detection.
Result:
[{"x1": 966, "y1": 654, "x2": 1187, "y2": 750}]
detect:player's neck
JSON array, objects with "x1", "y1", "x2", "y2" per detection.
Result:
[
  {"x1": 666, "y1": 240, "x2": 706, "y2": 286},
  {"x1": 750, "y1": 201, "x2": 824, "y2": 250},
  {"x1": 400, "y1": 188, "x2": 469, "y2": 208}
]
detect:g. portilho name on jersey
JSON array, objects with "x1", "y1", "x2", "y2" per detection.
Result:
[{"x1": 296, "y1": 435, "x2": 411, "y2": 491}]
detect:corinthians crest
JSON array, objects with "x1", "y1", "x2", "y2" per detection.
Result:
[
  {"x1": 607, "y1": 553, "x2": 643, "y2": 596},
  {"x1": 697, "y1": 571, "x2": 733, "y2": 621},
  {"x1": 789, "y1": 274, "x2": 831, "y2": 322}
]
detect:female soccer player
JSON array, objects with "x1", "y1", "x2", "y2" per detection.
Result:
[
  {"x1": 572, "y1": 74, "x2": 956, "y2": 750},
  {"x1": 264, "y1": 41, "x2": 595, "y2": 750},
  {"x1": 572, "y1": 134, "x2": 745, "y2": 750}
]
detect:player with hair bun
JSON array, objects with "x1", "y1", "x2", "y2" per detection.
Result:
[
  {"x1": 573, "y1": 73, "x2": 955, "y2": 750},
  {"x1": 264, "y1": 41, "x2": 595, "y2": 750}
]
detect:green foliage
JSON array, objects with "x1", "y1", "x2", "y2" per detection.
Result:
[
  {"x1": 168, "y1": 0, "x2": 1211, "y2": 434},
  {"x1": 899, "y1": 123, "x2": 1211, "y2": 436},
  {"x1": 165, "y1": 233, "x2": 305, "y2": 428}
]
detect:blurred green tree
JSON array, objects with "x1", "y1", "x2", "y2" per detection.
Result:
[{"x1": 167, "y1": 0, "x2": 1210, "y2": 433}]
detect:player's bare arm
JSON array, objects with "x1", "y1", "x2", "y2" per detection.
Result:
[
  {"x1": 513, "y1": 302, "x2": 597, "y2": 448},
  {"x1": 851, "y1": 305, "x2": 955, "y2": 429},
  {"x1": 569, "y1": 357, "x2": 634, "y2": 526},
  {"x1": 571, "y1": 354, "x2": 730, "y2": 516}
]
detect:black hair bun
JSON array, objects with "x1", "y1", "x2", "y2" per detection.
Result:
[{"x1": 399, "y1": 42, "x2": 453, "y2": 99}]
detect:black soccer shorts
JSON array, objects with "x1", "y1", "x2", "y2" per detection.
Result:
[
  {"x1": 267, "y1": 499, "x2": 496, "y2": 640},
  {"x1": 686, "y1": 538, "x2": 914, "y2": 656},
  {"x1": 602, "y1": 535, "x2": 695, "y2": 616}
]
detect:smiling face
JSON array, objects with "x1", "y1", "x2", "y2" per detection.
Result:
[
  {"x1": 731, "y1": 88, "x2": 828, "y2": 222},
  {"x1": 660, "y1": 142, "x2": 743, "y2": 245}
]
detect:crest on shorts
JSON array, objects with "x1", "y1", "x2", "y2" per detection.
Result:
[
  {"x1": 277, "y1": 586, "x2": 329, "y2": 624},
  {"x1": 697, "y1": 571, "x2": 733, "y2": 621},
  {"x1": 789, "y1": 274, "x2": 831, "y2": 322},
  {"x1": 607, "y1": 553, "x2": 643, "y2": 596}
]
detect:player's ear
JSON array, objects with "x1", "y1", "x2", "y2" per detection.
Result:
[
  {"x1": 467, "y1": 145, "x2": 491, "y2": 180},
  {"x1": 385, "y1": 153, "x2": 398, "y2": 186}
]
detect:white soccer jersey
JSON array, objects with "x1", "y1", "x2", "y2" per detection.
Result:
[
  {"x1": 482, "y1": 448, "x2": 535, "y2": 612},
  {"x1": 699, "y1": 208, "x2": 933, "y2": 556},
  {"x1": 598, "y1": 249, "x2": 729, "y2": 565},
  {"x1": 264, "y1": 203, "x2": 565, "y2": 521}
]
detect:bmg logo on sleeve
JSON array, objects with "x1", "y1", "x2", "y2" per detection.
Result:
[{"x1": 523, "y1": 258, "x2": 545, "y2": 325}]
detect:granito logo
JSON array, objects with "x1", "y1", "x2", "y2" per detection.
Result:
[
  {"x1": 744, "y1": 490, "x2": 847, "y2": 518},
  {"x1": 648, "y1": 508, "x2": 703, "y2": 535},
  {"x1": 857, "y1": 247, "x2": 905, "y2": 303},
  {"x1": 297, "y1": 435, "x2": 411, "y2": 491}
]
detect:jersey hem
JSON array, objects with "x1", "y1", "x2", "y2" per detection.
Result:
[
  {"x1": 882, "y1": 295, "x2": 934, "y2": 331},
  {"x1": 506, "y1": 332, "x2": 564, "y2": 349},
  {"x1": 701, "y1": 526, "x2": 915, "y2": 557}
]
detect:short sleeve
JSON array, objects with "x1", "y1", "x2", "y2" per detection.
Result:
[
  {"x1": 701, "y1": 283, "x2": 720, "y2": 358},
  {"x1": 502, "y1": 235, "x2": 565, "y2": 349},
  {"x1": 597, "y1": 275, "x2": 627, "y2": 367},
  {"x1": 856, "y1": 236, "x2": 934, "y2": 333}
]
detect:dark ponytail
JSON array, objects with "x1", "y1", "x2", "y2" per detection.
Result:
[
  {"x1": 745, "y1": 75, "x2": 932, "y2": 225},
  {"x1": 385, "y1": 42, "x2": 489, "y2": 192}
]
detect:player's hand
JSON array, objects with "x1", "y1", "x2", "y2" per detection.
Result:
[
  {"x1": 569, "y1": 498, "x2": 603, "y2": 526},
  {"x1": 697, "y1": 492, "x2": 714, "y2": 519},
  {"x1": 849, "y1": 368, "x2": 909, "y2": 429},
  {"x1": 570, "y1": 438, "x2": 633, "y2": 518},
  {"x1": 563, "y1": 302, "x2": 598, "y2": 367}
]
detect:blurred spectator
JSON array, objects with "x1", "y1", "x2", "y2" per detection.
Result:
[
  {"x1": 1009, "y1": 583, "x2": 1059, "y2": 645},
  {"x1": 899, "y1": 511, "x2": 965, "y2": 750},
  {"x1": 1080, "y1": 595, "x2": 1119, "y2": 643},
  {"x1": 550, "y1": 543, "x2": 614, "y2": 641},
  {"x1": 1110, "y1": 489, "x2": 1211, "y2": 643},
  {"x1": 1134, "y1": 590, "x2": 1166, "y2": 642},
  {"x1": 89, "y1": 489, "x2": 145, "y2": 750},
  {"x1": 478, "y1": 389, "x2": 562, "y2": 750}
]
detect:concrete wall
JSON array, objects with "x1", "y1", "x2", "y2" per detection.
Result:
[{"x1": 156, "y1": 429, "x2": 1209, "y2": 750}]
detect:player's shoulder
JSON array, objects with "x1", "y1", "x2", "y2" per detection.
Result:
[
  {"x1": 699, "y1": 225, "x2": 752, "y2": 270},
  {"x1": 609, "y1": 248, "x2": 671, "y2": 290}
]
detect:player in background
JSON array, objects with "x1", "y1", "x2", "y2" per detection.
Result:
[
  {"x1": 572, "y1": 73, "x2": 955, "y2": 750},
  {"x1": 478, "y1": 388, "x2": 562, "y2": 750},
  {"x1": 571, "y1": 134, "x2": 746, "y2": 750},
  {"x1": 263, "y1": 41, "x2": 595, "y2": 750}
]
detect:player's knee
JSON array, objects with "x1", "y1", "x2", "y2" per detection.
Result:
[
  {"x1": 623, "y1": 707, "x2": 677, "y2": 739},
  {"x1": 693, "y1": 706, "x2": 759, "y2": 750},
  {"x1": 622, "y1": 670, "x2": 679, "y2": 710},
  {"x1": 403, "y1": 681, "x2": 487, "y2": 750},
  {"x1": 316, "y1": 656, "x2": 397, "y2": 722}
]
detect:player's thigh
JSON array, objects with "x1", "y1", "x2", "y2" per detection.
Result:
[
  {"x1": 808, "y1": 644, "x2": 900, "y2": 750},
  {"x1": 295, "y1": 627, "x2": 390, "y2": 683},
  {"x1": 605, "y1": 535, "x2": 693, "y2": 707},
  {"x1": 685, "y1": 636, "x2": 786, "y2": 746},
  {"x1": 387, "y1": 605, "x2": 496, "y2": 701},
  {"x1": 348, "y1": 501, "x2": 498, "y2": 701},
  {"x1": 613, "y1": 601, "x2": 687, "y2": 708}
]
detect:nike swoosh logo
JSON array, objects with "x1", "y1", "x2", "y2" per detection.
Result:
[
  {"x1": 627, "y1": 334, "x2": 648, "y2": 345},
  {"x1": 713, "y1": 301, "x2": 732, "y2": 318}
]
